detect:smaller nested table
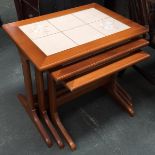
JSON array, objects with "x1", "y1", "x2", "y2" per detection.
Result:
[{"x1": 3, "y1": 3, "x2": 150, "y2": 151}]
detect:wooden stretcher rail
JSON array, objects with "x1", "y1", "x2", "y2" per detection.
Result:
[
  {"x1": 57, "y1": 76, "x2": 112, "y2": 106},
  {"x1": 52, "y1": 39, "x2": 149, "y2": 81},
  {"x1": 64, "y1": 51, "x2": 150, "y2": 91}
]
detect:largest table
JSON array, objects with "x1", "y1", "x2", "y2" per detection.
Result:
[{"x1": 2, "y1": 3, "x2": 150, "y2": 150}]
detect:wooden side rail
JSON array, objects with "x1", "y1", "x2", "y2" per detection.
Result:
[
  {"x1": 52, "y1": 39, "x2": 149, "y2": 81},
  {"x1": 64, "y1": 51, "x2": 150, "y2": 91}
]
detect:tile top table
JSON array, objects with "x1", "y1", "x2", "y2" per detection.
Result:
[
  {"x1": 19, "y1": 8, "x2": 130, "y2": 56},
  {"x1": 3, "y1": 3, "x2": 148, "y2": 71},
  {"x1": 2, "y1": 3, "x2": 150, "y2": 151}
]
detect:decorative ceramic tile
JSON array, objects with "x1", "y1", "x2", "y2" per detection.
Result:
[
  {"x1": 63, "y1": 25, "x2": 105, "y2": 45},
  {"x1": 48, "y1": 14, "x2": 85, "y2": 31},
  {"x1": 73, "y1": 8, "x2": 110, "y2": 23},
  {"x1": 89, "y1": 17, "x2": 130, "y2": 36},
  {"x1": 19, "y1": 7, "x2": 130, "y2": 56},
  {"x1": 33, "y1": 33, "x2": 77, "y2": 56},
  {"x1": 19, "y1": 20, "x2": 59, "y2": 40}
]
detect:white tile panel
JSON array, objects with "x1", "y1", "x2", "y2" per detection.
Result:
[
  {"x1": 48, "y1": 14, "x2": 85, "y2": 31},
  {"x1": 18, "y1": 8, "x2": 130, "y2": 56},
  {"x1": 19, "y1": 20, "x2": 59, "y2": 40},
  {"x1": 64, "y1": 25, "x2": 105, "y2": 45},
  {"x1": 73, "y1": 8, "x2": 110, "y2": 23},
  {"x1": 33, "y1": 33, "x2": 77, "y2": 56},
  {"x1": 89, "y1": 17, "x2": 130, "y2": 36}
]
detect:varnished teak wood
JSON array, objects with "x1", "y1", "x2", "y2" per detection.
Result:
[
  {"x1": 35, "y1": 69, "x2": 64, "y2": 148},
  {"x1": 48, "y1": 75, "x2": 77, "y2": 151},
  {"x1": 18, "y1": 55, "x2": 52, "y2": 147},
  {"x1": 2, "y1": 3, "x2": 150, "y2": 151},
  {"x1": 52, "y1": 39, "x2": 149, "y2": 81},
  {"x1": 2, "y1": 3, "x2": 148, "y2": 71},
  {"x1": 64, "y1": 51, "x2": 149, "y2": 91},
  {"x1": 49, "y1": 49, "x2": 149, "y2": 150}
]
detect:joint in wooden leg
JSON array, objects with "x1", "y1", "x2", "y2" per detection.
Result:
[
  {"x1": 52, "y1": 112, "x2": 77, "y2": 151},
  {"x1": 115, "y1": 82, "x2": 132, "y2": 101},
  {"x1": 42, "y1": 111, "x2": 64, "y2": 148},
  {"x1": 108, "y1": 81, "x2": 135, "y2": 117},
  {"x1": 17, "y1": 94, "x2": 53, "y2": 147},
  {"x1": 35, "y1": 69, "x2": 64, "y2": 148},
  {"x1": 115, "y1": 85, "x2": 133, "y2": 107},
  {"x1": 48, "y1": 74, "x2": 76, "y2": 150}
]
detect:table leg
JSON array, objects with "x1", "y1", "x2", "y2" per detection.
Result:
[
  {"x1": 18, "y1": 55, "x2": 52, "y2": 147},
  {"x1": 35, "y1": 69, "x2": 64, "y2": 148},
  {"x1": 48, "y1": 74, "x2": 77, "y2": 151},
  {"x1": 108, "y1": 77, "x2": 134, "y2": 116},
  {"x1": 115, "y1": 82, "x2": 132, "y2": 106}
]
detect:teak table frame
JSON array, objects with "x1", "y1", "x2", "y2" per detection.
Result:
[
  {"x1": 2, "y1": 3, "x2": 150, "y2": 150},
  {"x1": 49, "y1": 41, "x2": 149, "y2": 150}
]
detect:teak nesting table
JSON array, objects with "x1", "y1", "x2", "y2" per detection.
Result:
[{"x1": 2, "y1": 3, "x2": 150, "y2": 151}]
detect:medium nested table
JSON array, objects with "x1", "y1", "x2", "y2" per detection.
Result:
[{"x1": 2, "y1": 3, "x2": 150, "y2": 151}]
